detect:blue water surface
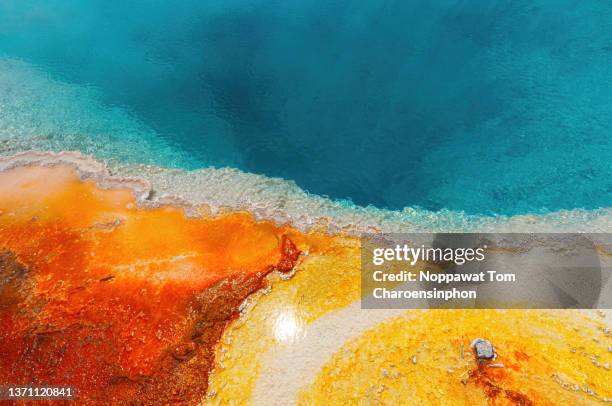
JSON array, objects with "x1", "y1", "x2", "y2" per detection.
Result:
[{"x1": 0, "y1": 0, "x2": 610, "y2": 214}]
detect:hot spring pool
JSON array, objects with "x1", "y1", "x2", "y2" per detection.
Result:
[{"x1": 0, "y1": 0, "x2": 610, "y2": 216}]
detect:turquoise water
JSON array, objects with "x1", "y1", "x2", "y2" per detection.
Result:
[{"x1": 0, "y1": 0, "x2": 610, "y2": 215}]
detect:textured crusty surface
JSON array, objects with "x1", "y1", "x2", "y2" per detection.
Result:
[
  {"x1": 0, "y1": 162, "x2": 304, "y2": 404},
  {"x1": 1, "y1": 153, "x2": 611, "y2": 405}
]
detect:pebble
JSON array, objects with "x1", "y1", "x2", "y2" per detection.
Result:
[{"x1": 471, "y1": 338, "x2": 496, "y2": 360}]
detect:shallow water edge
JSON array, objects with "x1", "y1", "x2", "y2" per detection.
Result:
[{"x1": 2, "y1": 150, "x2": 610, "y2": 235}]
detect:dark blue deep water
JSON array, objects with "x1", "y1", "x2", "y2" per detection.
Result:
[{"x1": 0, "y1": 0, "x2": 610, "y2": 214}]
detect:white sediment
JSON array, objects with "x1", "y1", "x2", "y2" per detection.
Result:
[
  {"x1": 250, "y1": 302, "x2": 409, "y2": 406},
  {"x1": 1, "y1": 150, "x2": 611, "y2": 236},
  {"x1": 0, "y1": 58, "x2": 195, "y2": 168}
]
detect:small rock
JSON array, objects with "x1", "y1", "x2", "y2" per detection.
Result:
[{"x1": 471, "y1": 338, "x2": 496, "y2": 360}]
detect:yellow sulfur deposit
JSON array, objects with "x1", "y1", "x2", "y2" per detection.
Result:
[{"x1": 299, "y1": 310, "x2": 612, "y2": 405}]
